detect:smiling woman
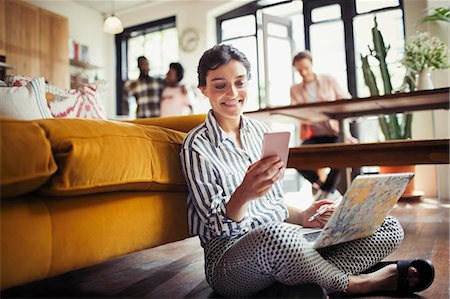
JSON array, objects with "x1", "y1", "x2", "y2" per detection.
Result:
[{"x1": 178, "y1": 44, "x2": 433, "y2": 298}]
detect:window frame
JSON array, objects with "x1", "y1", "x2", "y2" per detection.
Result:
[
  {"x1": 216, "y1": 0, "x2": 405, "y2": 108},
  {"x1": 115, "y1": 16, "x2": 176, "y2": 115}
]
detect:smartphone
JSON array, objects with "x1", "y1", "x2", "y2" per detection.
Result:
[{"x1": 261, "y1": 131, "x2": 291, "y2": 167}]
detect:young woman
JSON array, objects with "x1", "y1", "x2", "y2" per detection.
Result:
[
  {"x1": 180, "y1": 44, "x2": 434, "y2": 297},
  {"x1": 160, "y1": 62, "x2": 193, "y2": 117}
]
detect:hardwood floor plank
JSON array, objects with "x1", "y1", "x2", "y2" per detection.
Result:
[{"x1": 2, "y1": 200, "x2": 448, "y2": 299}]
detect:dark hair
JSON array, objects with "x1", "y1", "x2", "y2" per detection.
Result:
[
  {"x1": 292, "y1": 50, "x2": 313, "y2": 66},
  {"x1": 169, "y1": 62, "x2": 184, "y2": 82},
  {"x1": 197, "y1": 44, "x2": 251, "y2": 87},
  {"x1": 137, "y1": 56, "x2": 147, "y2": 63}
]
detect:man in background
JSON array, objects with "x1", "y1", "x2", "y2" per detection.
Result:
[
  {"x1": 124, "y1": 56, "x2": 164, "y2": 118},
  {"x1": 290, "y1": 50, "x2": 357, "y2": 201}
]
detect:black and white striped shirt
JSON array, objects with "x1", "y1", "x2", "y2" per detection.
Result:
[{"x1": 180, "y1": 110, "x2": 289, "y2": 247}]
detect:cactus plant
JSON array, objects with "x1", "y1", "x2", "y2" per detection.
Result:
[
  {"x1": 361, "y1": 54, "x2": 379, "y2": 96},
  {"x1": 369, "y1": 16, "x2": 393, "y2": 95},
  {"x1": 378, "y1": 113, "x2": 413, "y2": 140},
  {"x1": 361, "y1": 16, "x2": 413, "y2": 141}
]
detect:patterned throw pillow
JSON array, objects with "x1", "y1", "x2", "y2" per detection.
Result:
[
  {"x1": 4, "y1": 74, "x2": 107, "y2": 119},
  {"x1": 0, "y1": 77, "x2": 53, "y2": 120},
  {"x1": 47, "y1": 81, "x2": 107, "y2": 119},
  {"x1": 4, "y1": 74, "x2": 69, "y2": 100}
]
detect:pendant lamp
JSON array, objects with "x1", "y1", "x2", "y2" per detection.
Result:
[{"x1": 103, "y1": 1, "x2": 123, "y2": 34}]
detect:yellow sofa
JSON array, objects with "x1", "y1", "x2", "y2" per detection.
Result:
[{"x1": 0, "y1": 114, "x2": 206, "y2": 290}]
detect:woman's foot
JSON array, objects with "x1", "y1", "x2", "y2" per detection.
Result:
[{"x1": 347, "y1": 263, "x2": 422, "y2": 294}]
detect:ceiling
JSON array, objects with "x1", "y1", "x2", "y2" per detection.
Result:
[{"x1": 73, "y1": 0, "x2": 157, "y2": 15}]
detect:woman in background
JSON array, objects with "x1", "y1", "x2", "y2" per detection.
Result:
[
  {"x1": 180, "y1": 44, "x2": 433, "y2": 298},
  {"x1": 160, "y1": 62, "x2": 193, "y2": 117}
]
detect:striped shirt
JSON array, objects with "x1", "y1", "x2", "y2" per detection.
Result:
[{"x1": 180, "y1": 110, "x2": 289, "y2": 247}]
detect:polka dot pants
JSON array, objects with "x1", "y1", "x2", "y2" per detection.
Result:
[{"x1": 204, "y1": 216, "x2": 404, "y2": 297}]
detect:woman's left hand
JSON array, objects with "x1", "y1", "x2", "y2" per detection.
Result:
[{"x1": 301, "y1": 200, "x2": 335, "y2": 228}]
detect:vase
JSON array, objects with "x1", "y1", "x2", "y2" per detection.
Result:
[{"x1": 416, "y1": 68, "x2": 433, "y2": 90}]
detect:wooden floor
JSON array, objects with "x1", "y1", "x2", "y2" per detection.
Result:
[{"x1": 2, "y1": 198, "x2": 449, "y2": 299}]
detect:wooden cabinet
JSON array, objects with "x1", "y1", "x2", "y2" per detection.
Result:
[
  {"x1": 39, "y1": 9, "x2": 69, "y2": 88},
  {"x1": 5, "y1": 0, "x2": 40, "y2": 78},
  {"x1": 3, "y1": 0, "x2": 69, "y2": 88}
]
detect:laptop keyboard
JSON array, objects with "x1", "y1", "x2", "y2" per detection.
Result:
[{"x1": 302, "y1": 230, "x2": 322, "y2": 243}]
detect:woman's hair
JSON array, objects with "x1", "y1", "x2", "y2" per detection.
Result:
[
  {"x1": 197, "y1": 44, "x2": 251, "y2": 87},
  {"x1": 169, "y1": 62, "x2": 184, "y2": 82},
  {"x1": 292, "y1": 50, "x2": 313, "y2": 66}
]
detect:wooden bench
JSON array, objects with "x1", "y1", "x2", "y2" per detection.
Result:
[{"x1": 287, "y1": 139, "x2": 449, "y2": 169}]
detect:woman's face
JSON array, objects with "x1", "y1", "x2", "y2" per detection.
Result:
[
  {"x1": 199, "y1": 60, "x2": 248, "y2": 123},
  {"x1": 166, "y1": 68, "x2": 178, "y2": 85},
  {"x1": 293, "y1": 58, "x2": 315, "y2": 82}
]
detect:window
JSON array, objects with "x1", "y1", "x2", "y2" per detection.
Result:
[
  {"x1": 217, "y1": 0, "x2": 405, "y2": 109},
  {"x1": 116, "y1": 17, "x2": 179, "y2": 116}
]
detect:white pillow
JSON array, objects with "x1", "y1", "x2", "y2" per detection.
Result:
[{"x1": 0, "y1": 77, "x2": 53, "y2": 120}]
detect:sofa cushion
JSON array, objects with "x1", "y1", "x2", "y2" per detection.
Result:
[
  {"x1": 5, "y1": 74, "x2": 107, "y2": 119},
  {"x1": 0, "y1": 77, "x2": 53, "y2": 120},
  {"x1": 126, "y1": 113, "x2": 206, "y2": 133},
  {"x1": 0, "y1": 118, "x2": 57, "y2": 198},
  {"x1": 35, "y1": 118, "x2": 187, "y2": 196}
]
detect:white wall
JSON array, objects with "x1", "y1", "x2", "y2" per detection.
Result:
[
  {"x1": 25, "y1": 0, "x2": 116, "y2": 118},
  {"x1": 426, "y1": 0, "x2": 450, "y2": 201},
  {"x1": 403, "y1": 0, "x2": 450, "y2": 199}
]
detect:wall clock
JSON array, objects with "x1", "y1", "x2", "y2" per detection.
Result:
[{"x1": 180, "y1": 28, "x2": 200, "y2": 53}]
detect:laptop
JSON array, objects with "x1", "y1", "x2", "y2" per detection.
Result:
[{"x1": 302, "y1": 172, "x2": 414, "y2": 249}]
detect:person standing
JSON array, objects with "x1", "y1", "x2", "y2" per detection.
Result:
[
  {"x1": 124, "y1": 56, "x2": 165, "y2": 118},
  {"x1": 160, "y1": 62, "x2": 193, "y2": 117},
  {"x1": 290, "y1": 50, "x2": 357, "y2": 200}
]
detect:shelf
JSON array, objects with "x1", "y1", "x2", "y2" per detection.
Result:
[
  {"x1": 69, "y1": 59, "x2": 100, "y2": 70},
  {"x1": 0, "y1": 61, "x2": 15, "y2": 69}
]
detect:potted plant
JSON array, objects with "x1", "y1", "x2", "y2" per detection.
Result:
[
  {"x1": 360, "y1": 17, "x2": 415, "y2": 197},
  {"x1": 401, "y1": 31, "x2": 449, "y2": 90},
  {"x1": 360, "y1": 16, "x2": 412, "y2": 142}
]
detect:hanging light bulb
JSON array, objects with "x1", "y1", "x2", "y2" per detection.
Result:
[
  {"x1": 103, "y1": 15, "x2": 123, "y2": 34},
  {"x1": 103, "y1": 1, "x2": 123, "y2": 34}
]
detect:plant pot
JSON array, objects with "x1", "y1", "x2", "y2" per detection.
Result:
[
  {"x1": 379, "y1": 165, "x2": 423, "y2": 200},
  {"x1": 416, "y1": 68, "x2": 434, "y2": 90}
]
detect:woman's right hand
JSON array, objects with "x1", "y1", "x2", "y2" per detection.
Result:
[
  {"x1": 237, "y1": 156, "x2": 284, "y2": 202},
  {"x1": 226, "y1": 156, "x2": 284, "y2": 222}
]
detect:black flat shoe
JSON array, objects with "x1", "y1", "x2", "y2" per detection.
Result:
[{"x1": 363, "y1": 259, "x2": 435, "y2": 295}]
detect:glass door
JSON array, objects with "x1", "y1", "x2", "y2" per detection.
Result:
[{"x1": 262, "y1": 13, "x2": 294, "y2": 108}]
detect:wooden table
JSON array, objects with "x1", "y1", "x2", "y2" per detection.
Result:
[
  {"x1": 287, "y1": 139, "x2": 449, "y2": 169},
  {"x1": 245, "y1": 88, "x2": 450, "y2": 189},
  {"x1": 245, "y1": 87, "x2": 449, "y2": 141}
]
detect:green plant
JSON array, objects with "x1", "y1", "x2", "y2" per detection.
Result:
[
  {"x1": 360, "y1": 16, "x2": 412, "y2": 141},
  {"x1": 421, "y1": 7, "x2": 450, "y2": 23},
  {"x1": 369, "y1": 16, "x2": 393, "y2": 95},
  {"x1": 401, "y1": 31, "x2": 449, "y2": 73}
]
